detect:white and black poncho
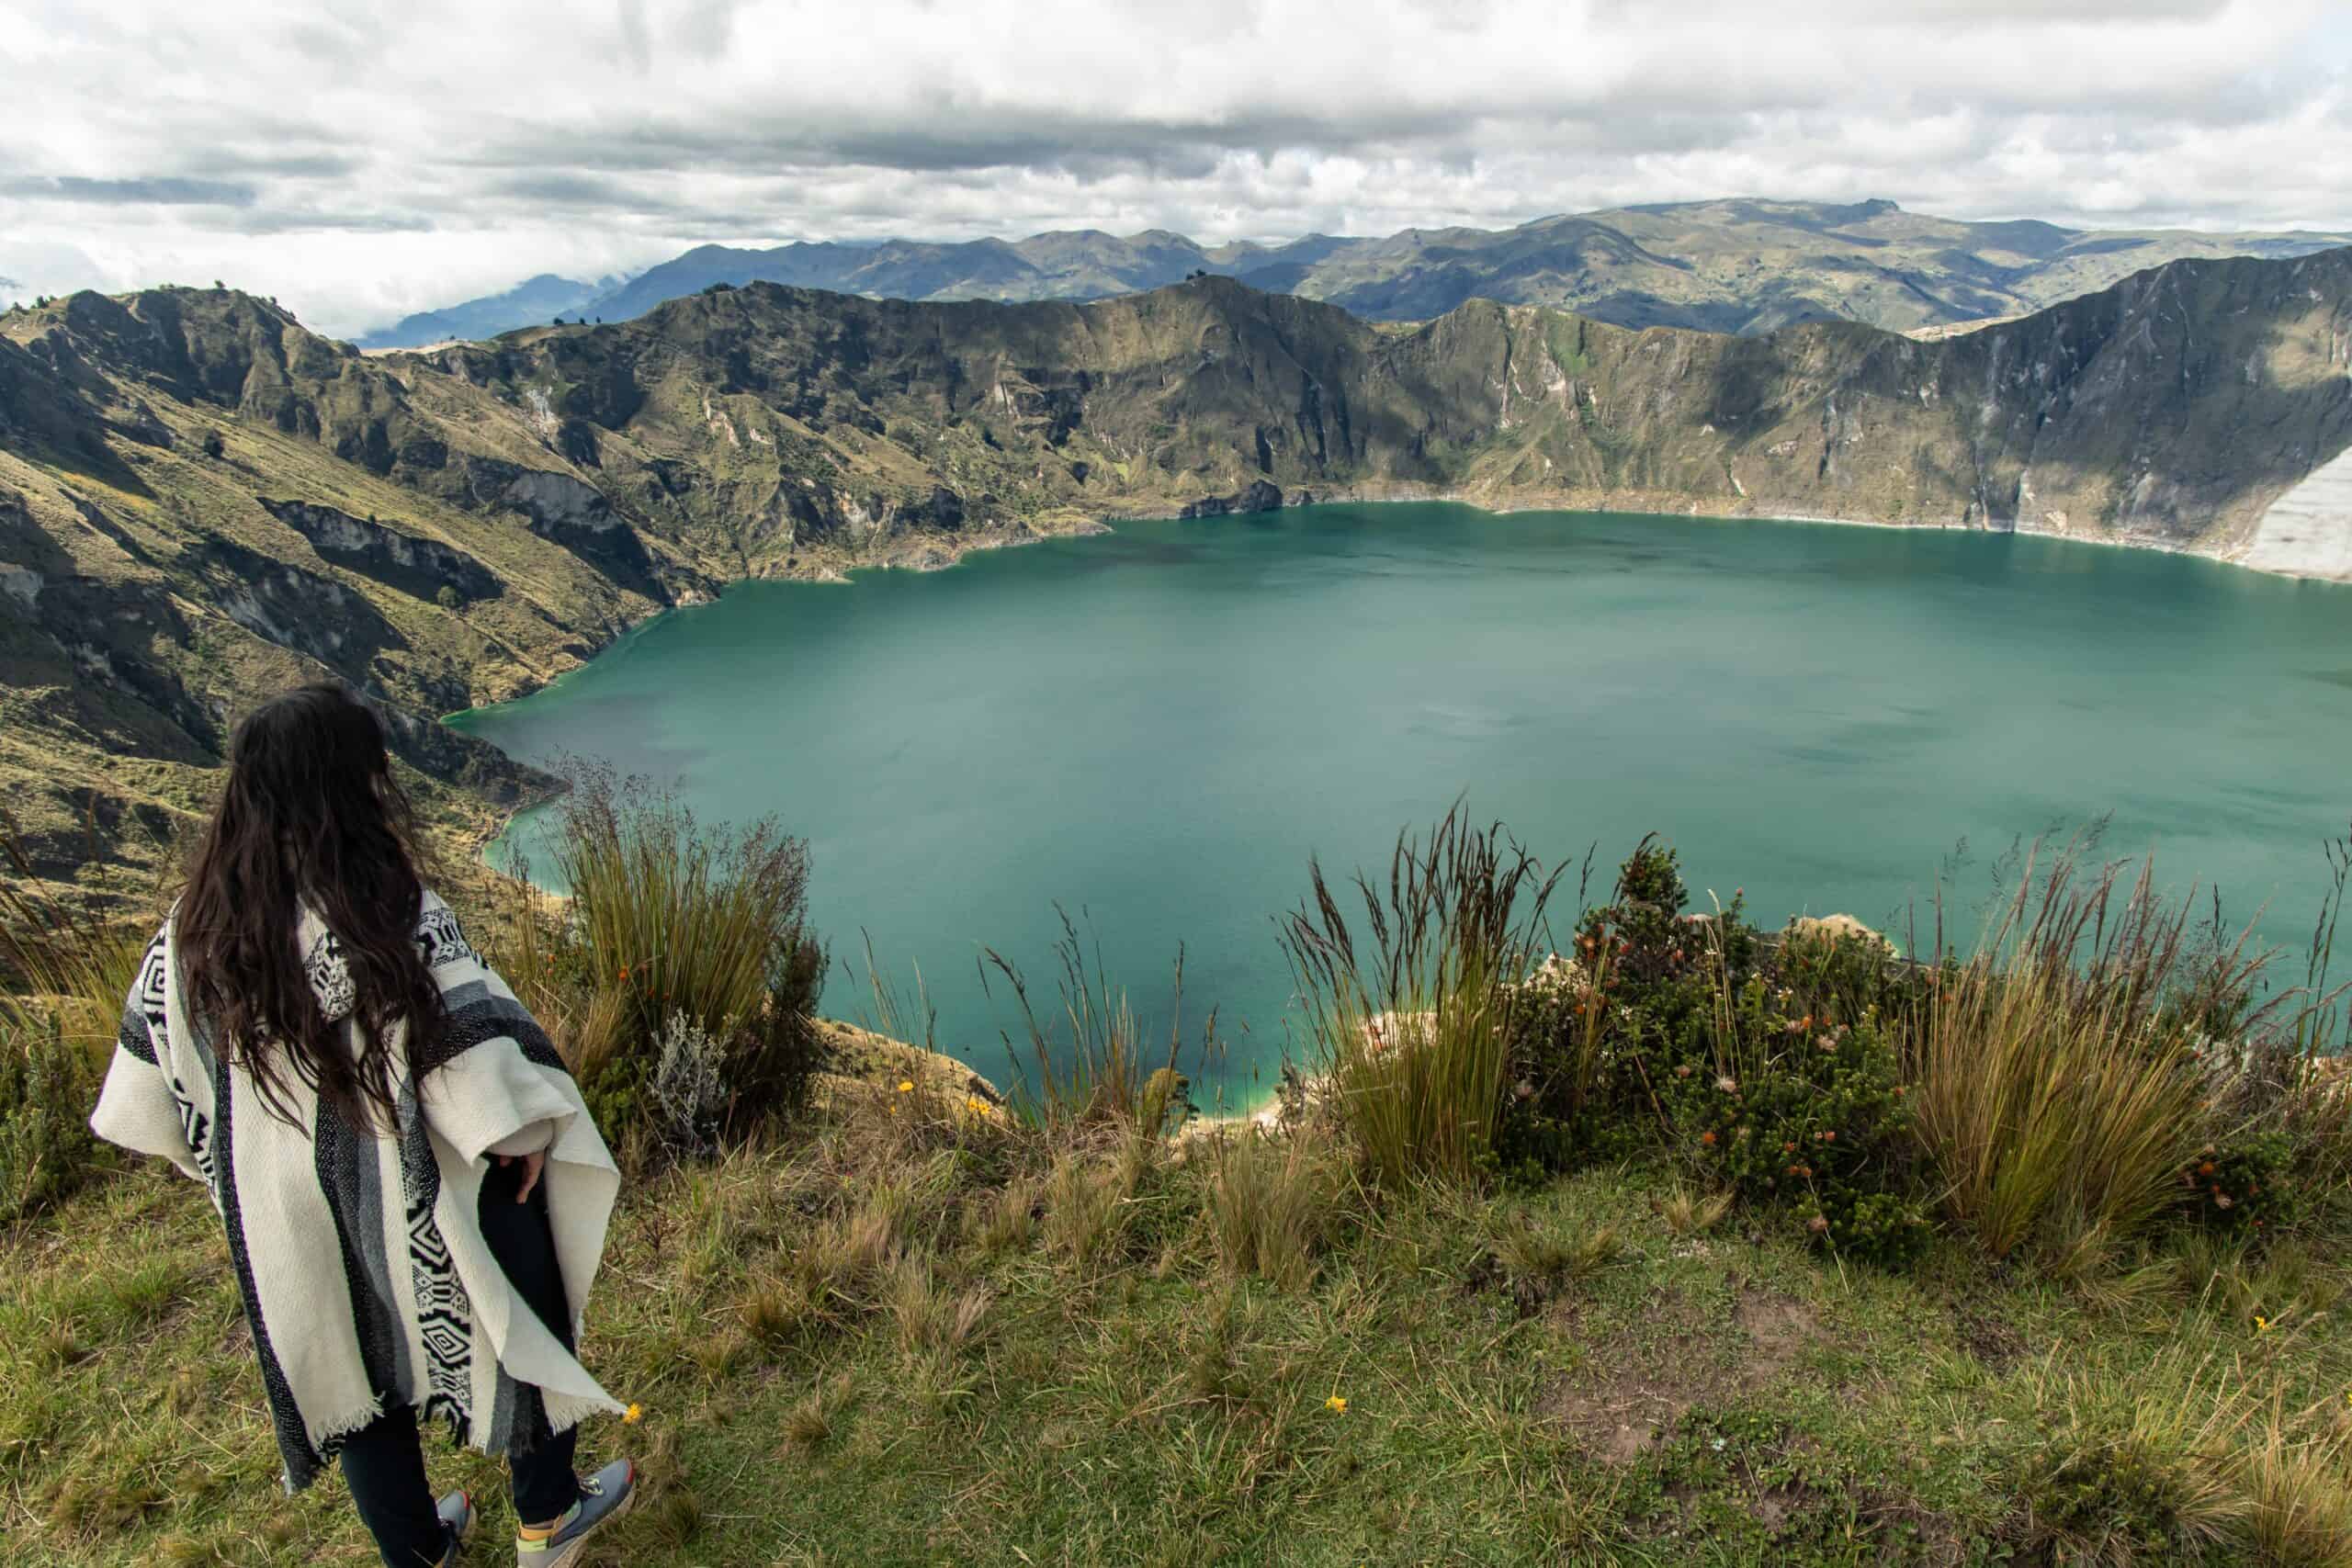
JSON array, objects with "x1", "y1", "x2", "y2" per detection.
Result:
[{"x1": 90, "y1": 890, "x2": 624, "y2": 1492}]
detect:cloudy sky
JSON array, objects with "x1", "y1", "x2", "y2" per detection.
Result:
[{"x1": 4, "y1": 0, "x2": 2347, "y2": 337}]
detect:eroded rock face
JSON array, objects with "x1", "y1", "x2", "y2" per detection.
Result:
[
  {"x1": 1181, "y1": 479, "x2": 1293, "y2": 518},
  {"x1": 259, "y1": 497, "x2": 503, "y2": 603},
  {"x1": 476, "y1": 460, "x2": 624, "y2": 533},
  {"x1": 194, "y1": 536, "x2": 406, "y2": 684}
]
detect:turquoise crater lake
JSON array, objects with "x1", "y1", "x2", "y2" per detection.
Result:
[{"x1": 447, "y1": 503, "x2": 2352, "y2": 1105}]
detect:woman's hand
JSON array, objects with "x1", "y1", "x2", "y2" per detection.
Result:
[{"x1": 496, "y1": 1149, "x2": 546, "y2": 1203}]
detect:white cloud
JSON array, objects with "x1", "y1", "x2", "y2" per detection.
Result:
[{"x1": 0, "y1": 0, "x2": 2345, "y2": 335}]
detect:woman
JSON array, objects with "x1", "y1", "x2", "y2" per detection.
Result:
[{"x1": 92, "y1": 684, "x2": 636, "y2": 1568}]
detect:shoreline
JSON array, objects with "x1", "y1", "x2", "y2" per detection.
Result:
[{"x1": 1096, "y1": 485, "x2": 2345, "y2": 584}]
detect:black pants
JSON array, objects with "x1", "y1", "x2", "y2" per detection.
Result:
[{"x1": 341, "y1": 1159, "x2": 583, "y2": 1568}]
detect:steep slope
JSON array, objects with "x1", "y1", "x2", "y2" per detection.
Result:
[
  {"x1": 5, "y1": 251, "x2": 2350, "y2": 891},
  {"x1": 364, "y1": 200, "x2": 2352, "y2": 346}
]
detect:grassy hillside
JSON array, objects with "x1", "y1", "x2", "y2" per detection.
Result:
[
  {"x1": 18, "y1": 1119, "x2": 2349, "y2": 1566},
  {"x1": 5, "y1": 810, "x2": 2352, "y2": 1566},
  {"x1": 4, "y1": 252, "x2": 2350, "y2": 897}
]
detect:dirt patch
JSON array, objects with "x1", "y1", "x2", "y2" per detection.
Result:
[
  {"x1": 1951, "y1": 1305, "x2": 2026, "y2": 1371},
  {"x1": 1541, "y1": 1331, "x2": 1720, "y2": 1463},
  {"x1": 1542, "y1": 1285, "x2": 1830, "y2": 1463},
  {"x1": 1730, "y1": 1289, "x2": 1821, "y2": 1378}
]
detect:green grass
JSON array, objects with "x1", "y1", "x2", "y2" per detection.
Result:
[{"x1": 8, "y1": 1077, "x2": 2351, "y2": 1566}]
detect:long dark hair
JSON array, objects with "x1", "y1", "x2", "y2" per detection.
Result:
[{"x1": 177, "y1": 683, "x2": 442, "y2": 1130}]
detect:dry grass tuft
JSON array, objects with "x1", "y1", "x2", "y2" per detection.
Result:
[
  {"x1": 1204, "y1": 1128, "x2": 1348, "y2": 1292},
  {"x1": 1658, "y1": 1184, "x2": 1734, "y2": 1237},
  {"x1": 1908, "y1": 846, "x2": 2259, "y2": 1260}
]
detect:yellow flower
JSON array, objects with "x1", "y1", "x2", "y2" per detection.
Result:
[
  {"x1": 2255, "y1": 1315, "x2": 2272, "y2": 1335},
  {"x1": 898, "y1": 1080, "x2": 915, "y2": 1094},
  {"x1": 1325, "y1": 1395, "x2": 1347, "y2": 1414},
  {"x1": 622, "y1": 1403, "x2": 643, "y2": 1425}
]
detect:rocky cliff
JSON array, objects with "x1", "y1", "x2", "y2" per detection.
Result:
[{"x1": 3, "y1": 250, "x2": 2349, "y2": 889}]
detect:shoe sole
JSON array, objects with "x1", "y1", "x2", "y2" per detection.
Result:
[{"x1": 532, "y1": 1485, "x2": 637, "y2": 1568}]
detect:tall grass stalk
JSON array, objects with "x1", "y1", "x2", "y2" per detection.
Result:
[
  {"x1": 0, "y1": 812, "x2": 157, "y2": 1051},
  {"x1": 982, "y1": 908, "x2": 1210, "y2": 1134},
  {"x1": 1279, "y1": 806, "x2": 1562, "y2": 1187},
  {"x1": 1909, "y1": 844, "x2": 2263, "y2": 1259}
]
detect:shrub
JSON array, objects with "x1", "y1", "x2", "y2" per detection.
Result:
[
  {"x1": 528, "y1": 763, "x2": 826, "y2": 1134},
  {"x1": 650, "y1": 1010, "x2": 727, "y2": 1164},
  {"x1": 1666, "y1": 964, "x2": 1928, "y2": 1267},
  {"x1": 2174, "y1": 1129, "x2": 2302, "y2": 1235},
  {"x1": 1497, "y1": 840, "x2": 1929, "y2": 1263},
  {"x1": 0, "y1": 1009, "x2": 107, "y2": 1224},
  {"x1": 1279, "y1": 807, "x2": 1562, "y2": 1187}
]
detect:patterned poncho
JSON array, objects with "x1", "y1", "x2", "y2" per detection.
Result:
[{"x1": 90, "y1": 891, "x2": 623, "y2": 1492}]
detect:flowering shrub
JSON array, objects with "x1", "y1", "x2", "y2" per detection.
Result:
[
  {"x1": 1657, "y1": 971, "x2": 1929, "y2": 1269},
  {"x1": 1498, "y1": 840, "x2": 1929, "y2": 1266},
  {"x1": 2175, "y1": 1129, "x2": 2301, "y2": 1235}
]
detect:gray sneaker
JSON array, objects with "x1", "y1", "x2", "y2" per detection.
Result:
[
  {"x1": 514, "y1": 1460, "x2": 636, "y2": 1568},
  {"x1": 436, "y1": 1490, "x2": 476, "y2": 1566}
]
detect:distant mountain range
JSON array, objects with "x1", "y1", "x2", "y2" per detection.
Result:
[
  {"x1": 354, "y1": 272, "x2": 618, "y2": 349},
  {"x1": 355, "y1": 199, "x2": 2352, "y2": 348}
]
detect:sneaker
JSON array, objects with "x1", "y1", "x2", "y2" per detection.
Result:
[
  {"x1": 436, "y1": 1489, "x2": 476, "y2": 1566},
  {"x1": 514, "y1": 1460, "x2": 635, "y2": 1567}
]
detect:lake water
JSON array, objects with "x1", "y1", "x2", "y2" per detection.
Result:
[{"x1": 447, "y1": 503, "x2": 2352, "y2": 1106}]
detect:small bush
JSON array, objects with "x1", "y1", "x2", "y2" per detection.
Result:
[
  {"x1": 0, "y1": 1010, "x2": 106, "y2": 1224},
  {"x1": 1496, "y1": 840, "x2": 1928, "y2": 1264},
  {"x1": 650, "y1": 1010, "x2": 727, "y2": 1164},
  {"x1": 2175, "y1": 1129, "x2": 2302, "y2": 1235}
]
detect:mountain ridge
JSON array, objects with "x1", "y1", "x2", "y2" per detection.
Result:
[
  {"x1": 4, "y1": 248, "x2": 2350, "y2": 893},
  {"x1": 356, "y1": 198, "x2": 2352, "y2": 349}
]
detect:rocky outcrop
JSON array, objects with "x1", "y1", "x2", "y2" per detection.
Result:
[
  {"x1": 192, "y1": 536, "x2": 407, "y2": 687},
  {"x1": 1181, "y1": 480, "x2": 1306, "y2": 518},
  {"x1": 259, "y1": 497, "x2": 503, "y2": 603},
  {"x1": 2235, "y1": 444, "x2": 2352, "y2": 581}
]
